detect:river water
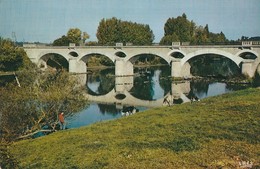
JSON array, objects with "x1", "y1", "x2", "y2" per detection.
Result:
[{"x1": 66, "y1": 66, "x2": 258, "y2": 129}]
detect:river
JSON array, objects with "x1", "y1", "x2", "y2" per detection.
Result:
[{"x1": 66, "y1": 66, "x2": 258, "y2": 129}]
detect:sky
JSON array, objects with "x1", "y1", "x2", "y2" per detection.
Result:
[{"x1": 0, "y1": 0, "x2": 260, "y2": 43}]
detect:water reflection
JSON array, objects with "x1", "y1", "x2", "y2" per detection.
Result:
[
  {"x1": 67, "y1": 103, "x2": 147, "y2": 128},
  {"x1": 190, "y1": 82, "x2": 229, "y2": 99},
  {"x1": 67, "y1": 104, "x2": 121, "y2": 128},
  {"x1": 189, "y1": 80, "x2": 250, "y2": 99},
  {"x1": 68, "y1": 66, "x2": 260, "y2": 129},
  {"x1": 130, "y1": 66, "x2": 171, "y2": 100},
  {"x1": 86, "y1": 68, "x2": 115, "y2": 95}
]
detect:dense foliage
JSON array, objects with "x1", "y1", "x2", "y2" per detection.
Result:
[
  {"x1": 87, "y1": 55, "x2": 114, "y2": 67},
  {"x1": 0, "y1": 37, "x2": 88, "y2": 168},
  {"x1": 96, "y1": 17, "x2": 154, "y2": 45},
  {"x1": 0, "y1": 70, "x2": 88, "y2": 168},
  {"x1": 0, "y1": 38, "x2": 88, "y2": 141},
  {"x1": 53, "y1": 28, "x2": 89, "y2": 46},
  {"x1": 160, "y1": 13, "x2": 227, "y2": 45},
  {"x1": 0, "y1": 38, "x2": 34, "y2": 72},
  {"x1": 0, "y1": 70, "x2": 87, "y2": 140}
]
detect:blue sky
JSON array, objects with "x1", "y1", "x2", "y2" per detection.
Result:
[{"x1": 0, "y1": 0, "x2": 259, "y2": 43}]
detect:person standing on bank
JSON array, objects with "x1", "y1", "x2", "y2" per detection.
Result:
[{"x1": 58, "y1": 112, "x2": 65, "y2": 130}]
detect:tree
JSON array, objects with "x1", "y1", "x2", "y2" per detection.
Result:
[
  {"x1": 241, "y1": 36, "x2": 249, "y2": 41},
  {"x1": 96, "y1": 17, "x2": 154, "y2": 45},
  {"x1": 96, "y1": 17, "x2": 121, "y2": 45},
  {"x1": 161, "y1": 13, "x2": 193, "y2": 45},
  {"x1": 0, "y1": 70, "x2": 88, "y2": 141},
  {"x1": 0, "y1": 37, "x2": 88, "y2": 167},
  {"x1": 190, "y1": 20, "x2": 196, "y2": 39},
  {"x1": 191, "y1": 26, "x2": 209, "y2": 44},
  {"x1": 164, "y1": 18, "x2": 175, "y2": 36},
  {"x1": 204, "y1": 24, "x2": 210, "y2": 39},
  {"x1": 53, "y1": 35, "x2": 70, "y2": 46},
  {"x1": 161, "y1": 14, "x2": 228, "y2": 45},
  {"x1": 0, "y1": 69, "x2": 88, "y2": 168},
  {"x1": 82, "y1": 32, "x2": 90, "y2": 44},
  {"x1": 208, "y1": 31, "x2": 227, "y2": 43},
  {"x1": 0, "y1": 37, "x2": 87, "y2": 141},
  {"x1": 53, "y1": 28, "x2": 90, "y2": 46},
  {"x1": 67, "y1": 28, "x2": 82, "y2": 45},
  {"x1": 159, "y1": 34, "x2": 179, "y2": 45},
  {"x1": 0, "y1": 38, "x2": 34, "y2": 71}
]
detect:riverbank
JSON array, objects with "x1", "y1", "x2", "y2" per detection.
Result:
[{"x1": 9, "y1": 88, "x2": 260, "y2": 168}]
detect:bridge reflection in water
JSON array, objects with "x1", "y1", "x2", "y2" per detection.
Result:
[
  {"x1": 82, "y1": 74, "x2": 191, "y2": 108},
  {"x1": 79, "y1": 65, "x2": 243, "y2": 108}
]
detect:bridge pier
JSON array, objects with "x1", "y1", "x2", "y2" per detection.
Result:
[
  {"x1": 257, "y1": 64, "x2": 260, "y2": 76},
  {"x1": 171, "y1": 60, "x2": 191, "y2": 78},
  {"x1": 38, "y1": 59, "x2": 48, "y2": 70},
  {"x1": 69, "y1": 59, "x2": 86, "y2": 73},
  {"x1": 69, "y1": 59, "x2": 87, "y2": 85},
  {"x1": 115, "y1": 76, "x2": 134, "y2": 93},
  {"x1": 241, "y1": 60, "x2": 258, "y2": 78},
  {"x1": 115, "y1": 59, "x2": 133, "y2": 76},
  {"x1": 172, "y1": 81, "x2": 190, "y2": 97},
  {"x1": 163, "y1": 81, "x2": 191, "y2": 106}
]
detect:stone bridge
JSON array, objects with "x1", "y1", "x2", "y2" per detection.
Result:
[{"x1": 23, "y1": 41, "x2": 260, "y2": 78}]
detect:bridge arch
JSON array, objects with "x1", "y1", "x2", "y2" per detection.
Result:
[
  {"x1": 69, "y1": 51, "x2": 79, "y2": 57},
  {"x1": 86, "y1": 83, "x2": 115, "y2": 96},
  {"x1": 235, "y1": 49, "x2": 259, "y2": 60},
  {"x1": 115, "y1": 51, "x2": 127, "y2": 58},
  {"x1": 79, "y1": 52, "x2": 115, "y2": 63},
  {"x1": 168, "y1": 50, "x2": 186, "y2": 59},
  {"x1": 37, "y1": 51, "x2": 69, "y2": 62},
  {"x1": 181, "y1": 49, "x2": 244, "y2": 66},
  {"x1": 87, "y1": 83, "x2": 191, "y2": 107},
  {"x1": 127, "y1": 53, "x2": 171, "y2": 65},
  {"x1": 85, "y1": 68, "x2": 115, "y2": 95},
  {"x1": 38, "y1": 52, "x2": 69, "y2": 70}
]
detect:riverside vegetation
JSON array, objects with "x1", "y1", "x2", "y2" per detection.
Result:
[{"x1": 7, "y1": 88, "x2": 260, "y2": 168}]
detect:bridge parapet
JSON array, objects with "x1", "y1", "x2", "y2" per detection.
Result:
[
  {"x1": 172, "y1": 42, "x2": 181, "y2": 47},
  {"x1": 23, "y1": 44, "x2": 37, "y2": 48},
  {"x1": 252, "y1": 41, "x2": 260, "y2": 45},
  {"x1": 242, "y1": 41, "x2": 252, "y2": 46},
  {"x1": 242, "y1": 41, "x2": 260, "y2": 46}
]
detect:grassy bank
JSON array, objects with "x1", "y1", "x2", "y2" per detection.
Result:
[{"x1": 9, "y1": 88, "x2": 260, "y2": 168}]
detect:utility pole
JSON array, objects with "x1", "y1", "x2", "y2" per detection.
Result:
[{"x1": 12, "y1": 32, "x2": 17, "y2": 45}]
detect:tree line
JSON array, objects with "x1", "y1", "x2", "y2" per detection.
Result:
[
  {"x1": 160, "y1": 13, "x2": 227, "y2": 45},
  {"x1": 52, "y1": 13, "x2": 256, "y2": 46}
]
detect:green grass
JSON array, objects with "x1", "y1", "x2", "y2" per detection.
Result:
[{"x1": 9, "y1": 88, "x2": 260, "y2": 168}]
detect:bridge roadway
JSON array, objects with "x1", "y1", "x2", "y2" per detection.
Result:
[{"x1": 23, "y1": 42, "x2": 260, "y2": 78}]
